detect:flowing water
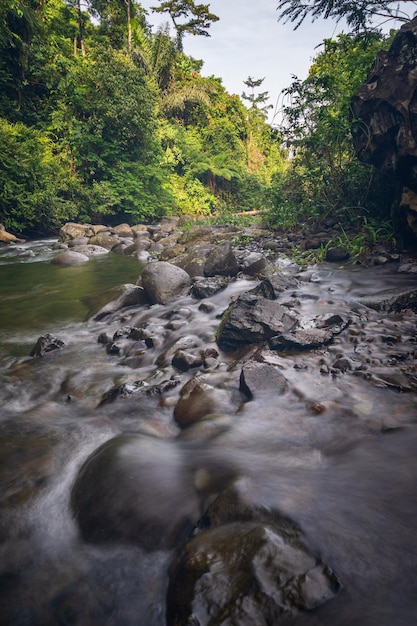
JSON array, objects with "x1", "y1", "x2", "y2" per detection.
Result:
[{"x1": 0, "y1": 240, "x2": 417, "y2": 625}]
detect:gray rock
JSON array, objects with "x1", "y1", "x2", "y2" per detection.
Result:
[
  {"x1": 240, "y1": 361, "x2": 287, "y2": 398},
  {"x1": 358, "y1": 285, "x2": 417, "y2": 312},
  {"x1": 30, "y1": 333, "x2": 66, "y2": 357},
  {"x1": 217, "y1": 288, "x2": 297, "y2": 350},
  {"x1": 51, "y1": 250, "x2": 89, "y2": 266},
  {"x1": 167, "y1": 520, "x2": 341, "y2": 626},
  {"x1": 191, "y1": 276, "x2": 229, "y2": 299},
  {"x1": 89, "y1": 284, "x2": 149, "y2": 321},
  {"x1": 204, "y1": 241, "x2": 239, "y2": 277},
  {"x1": 141, "y1": 261, "x2": 192, "y2": 304}
]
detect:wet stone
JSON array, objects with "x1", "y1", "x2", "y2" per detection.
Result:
[
  {"x1": 167, "y1": 521, "x2": 341, "y2": 626},
  {"x1": 30, "y1": 333, "x2": 66, "y2": 357},
  {"x1": 240, "y1": 360, "x2": 287, "y2": 398}
]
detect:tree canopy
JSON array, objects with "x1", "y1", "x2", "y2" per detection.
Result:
[{"x1": 276, "y1": 0, "x2": 415, "y2": 31}]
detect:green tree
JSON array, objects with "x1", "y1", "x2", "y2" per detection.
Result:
[
  {"x1": 51, "y1": 46, "x2": 170, "y2": 221},
  {"x1": 274, "y1": 33, "x2": 395, "y2": 222},
  {"x1": 276, "y1": 0, "x2": 414, "y2": 32},
  {"x1": 151, "y1": 0, "x2": 219, "y2": 50},
  {"x1": 0, "y1": 118, "x2": 78, "y2": 234}
]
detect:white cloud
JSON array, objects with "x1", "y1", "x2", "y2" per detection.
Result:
[{"x1": 139, "y1": 0, "x2": 409, "y2": 123}]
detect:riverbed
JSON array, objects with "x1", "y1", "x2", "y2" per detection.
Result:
[{"x1": 0, "y1": 238, "x2": 417, "y2": 625}]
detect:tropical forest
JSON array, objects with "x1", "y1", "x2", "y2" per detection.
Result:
[{"x1": 1, "y1": 0, "x2": 410, "y2": 249}]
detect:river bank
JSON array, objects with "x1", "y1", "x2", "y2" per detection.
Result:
[{"x1": 1, "y1": 220, "x2": 417, "y2": 625}]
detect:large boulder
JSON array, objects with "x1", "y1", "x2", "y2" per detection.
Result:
[
  {"x1": 140, "y1": 261, "x2": 192, "y2": 304},
  {"x1": 51, "y1": 250, "x2": 89, "y2": 265},
  {"x1": 350, "y1": 17, "x2": 417, "y2": 241},
  {"x1": 71, "y1": 435, "x2": 201, "y2": 551},
  {"x1": 167, "y1": 489, "x2": 341, "y2": 626},
  {"x1": 216, "y1": 284, "x2": 297, "y2": 350}
]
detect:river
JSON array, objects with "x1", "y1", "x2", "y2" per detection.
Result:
[{"x1": 0, "y1": 238, "x2": 417, "y2": 625}]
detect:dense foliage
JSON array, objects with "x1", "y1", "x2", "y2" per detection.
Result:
[
  {"x1": 269, "y1": 31, "x2": 396, "y2": 232},
  {"x1": 0, "y1": 0, "x2": 285, "y2": 235},
  {"x1": 0, "y1": 0, "x2": 403, "y2": 241}
]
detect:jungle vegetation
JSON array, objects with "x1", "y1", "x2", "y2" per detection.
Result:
[{"x1": 0, "y1": 0, "x2": 401, "y2": 237}]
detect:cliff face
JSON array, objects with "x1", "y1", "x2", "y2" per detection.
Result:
[{"x1": 351, "y1": 18, "x2": 417, "y2": 241}]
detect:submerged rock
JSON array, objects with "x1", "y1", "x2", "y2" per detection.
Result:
[{"x1": 71, "y1": 434, "x2": 200, "y2": 551}]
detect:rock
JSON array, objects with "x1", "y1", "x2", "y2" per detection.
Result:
[
  {"x1": 172, "y1": 349, "x2": 203, "y2": 372},
  {"x1": 71, "y1": 434, "x2": 201, "y2": 551},
  {"x1": 204, "y1": 241, "x2": 239, "y2": 277},
  {"x1": 174, "y1": 377, "x2": 236, "y2": 428},
  {"x1": 69, "y1": 244, "x2": 109, "y2": 257},
  {"x1": 156, "y1": 335, "x2": 202, "y2": 368},
  {"x1": 191, "y1": 276, "x2": 229, "y2": 299},
  {"x1": 89, "y1": 284, "x2": 149, "y2": 321},
  {"x1": 350, "y1": 17, "x2": 417, "y2": 241},
  {"x1": 175, "y1": 244, "x2": 212, "y2": 277},
  {"x1": 241, "y1": 251, "x2": 268, "y2": 276},
  {"x1": 122, "y1": 238, "x2": 150, "y2": 256},
  {"x1": 88, "y1": 233, "x2": 119, "y2": 250},
  {"x1": 325, "y1": 246, "x2": 350, "y2": 263},
  {"x1": 270, "y1": 327, "x2": 335, "y2": 351},
  {"x1": 358, "y1": 285, "x2": 417, "y2": 312},
  {"x1": 140, "y1": 261, "x2": 192, "y2": 304},
  {"x1": 67, "y1": 236, "x2": 89, "y2": 248},
  {"x1": 167, "y1": 520, "x2": 341, "y2": 626},
  {"x1": 111, "y1": 223, "x2": 133, "y2": 237},
  {"x1": 59, "y1": 222, "x2": 90, "y2": 241},
  {"x1": 51, "y1": 250, "x2": 89, "y2": 266},
  {"x1": 0, "y1": 229, "x2": 23, "y2": 244},
  {"x1": 216, "y1": 285, "x2": 297, "y2": 350},
  {"x1": 240, "y1": 361, "x2": 287, "y2": 398},
  {"x1": 30, "y1": 333, "x2": 65, "y2": 357},
  {"x1": 99, "y1": 378, "x2": 180, "y2": 405}
]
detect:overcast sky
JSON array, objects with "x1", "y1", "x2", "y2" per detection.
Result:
[
  {"x1": 139, "y1": 0, "x2": 346, "y2": 124},
  {"x1": 139, "y1": 1, "x2": 413, "y2": 125}
]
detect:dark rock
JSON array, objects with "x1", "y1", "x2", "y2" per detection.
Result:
[
  {"x1": 167, "y1": 520, "x2": 341, "y2": 626},
  {"x1": 141, "y1": 261, "x2": 192, "y2": 304},
  {"x1": 90, "y1": 285, "x2": 149, "y2": 321},
  {"x1": 191, "y1": 276, "x2": 229, "y2": 299},
  {"x1": 241, "y1": 252, "x2": 268, "y2": 275},
  {"x1": 156, "y1": 335, "x2": 202, "y2": 368},
  {"x1": 99, "y1": 378, "x2": 179, "y2": 405},
  {"x1": 325, "y1": 246, "x2": 350, "y2": 263},
  {"x1": 358, "y1": 285, "x2": 417, "y2": 312},
  {"x1": 350, "y1": 17, "x2": 417, "y2": 241},
  {"x1": 270, "y1": 328, "x2": 334, "y2": 351},
  {"x1": 30, "y1": 334, "x2": 66, "y2": 357},
  {"x1": 204, "y1": 241, "x2": 239, "y2": 277},
  {"x1": 172, "y1": 349, "x2": 203, "y2": 372},
  {"x1": 240, "y1": 361, "x2": 287, "y2": 398},
  {"x1": 216, "y1": 287, "x2": 297, "y2": 350},
  {"x1": 71, "y1": 434, "x2": 200, "y2": 551},
  {"x1": 174, "y1": 377, "x2": 236, "y2": 428}
]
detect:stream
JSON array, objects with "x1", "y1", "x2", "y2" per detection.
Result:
[{"x1": 0, "y1": 238, "x2": 417, "y2": 625}]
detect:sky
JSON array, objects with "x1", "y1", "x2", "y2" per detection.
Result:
[{"x1": 139, "y1": 0, "x2": 347, "y2": 125}]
